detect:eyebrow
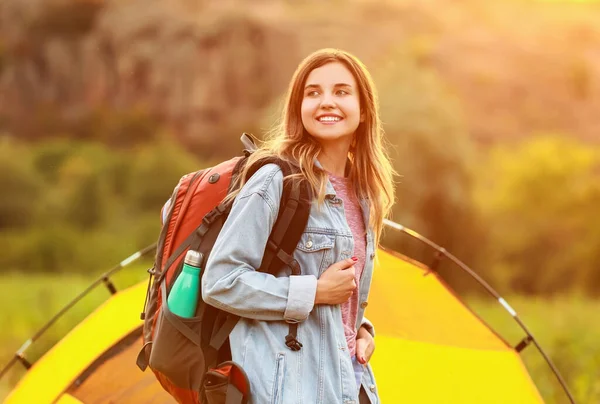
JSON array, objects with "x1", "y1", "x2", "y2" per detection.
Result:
[{"x1": 304, "y1": 83, "x2": 353, "y2": 90}]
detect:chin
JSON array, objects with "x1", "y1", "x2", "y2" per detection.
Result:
[{"x1": 309, "y1": 131, "x2": 352, "y2": 143}]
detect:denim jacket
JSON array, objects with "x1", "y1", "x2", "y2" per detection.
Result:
[{"x1": 202, "y1": 163, "x2": 380, "y2": 404}]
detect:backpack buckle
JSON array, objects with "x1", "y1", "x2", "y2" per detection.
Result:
[
  {"x1": 203, "y1": 209, "x2": 221, "y2": 226},
  {"x1": 285, "y1": 334, "x2": 303, "y2": 351},
  {"x1": 203, "y1": 204, "x2": 229, "y2": 227}
]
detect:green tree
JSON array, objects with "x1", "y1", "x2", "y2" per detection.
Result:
[
  {"x1": 474, "y1": 135, "x2": 600, "y2": 295},
  {"x1": 53, "y1": 143, "x2": 114, "y2": 230},
  {"x1": 129, "y1": 135, "x2": 200, "y2": 213},
  {"x1": 31, "y1": 138, "x2": 76, "y2": 183},
  {"x1": 0, "y1": 138, "x2": 42, "y2": 229},
  {"x1": 66, "y1": 170, "x2": 105, "y2": 229},
  {"x1": 373, "y1": 47, "x2": 484, "y2": 290}
]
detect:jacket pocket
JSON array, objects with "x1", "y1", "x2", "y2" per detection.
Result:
[
  {"x1": 296, "y1": 232, "x2": 335, "y2": 274},
  {"x1": 296, "y1": 232, "x2": 334, "y2": 253},
  {"x1": 271, "y1": 353, "x2": 286, "y2": 404},
  {"x1": 338, "y1": 348, "x2": 357, "y2": 402}
]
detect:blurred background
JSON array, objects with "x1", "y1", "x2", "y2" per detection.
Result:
[{"x1": 0, "y1": 0, "x2": 599, "y2": 402}]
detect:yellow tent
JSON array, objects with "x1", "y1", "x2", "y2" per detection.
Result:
[{"x1": 3, "y1": 238, "x2": 547, "y2": 403}]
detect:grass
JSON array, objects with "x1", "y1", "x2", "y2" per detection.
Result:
[
  {"x1": 468, "y1": 295, "x2": 600, "y2": 403},
  {"x1": 0, "y1": 269, "x2": 598, "y2": 403}
]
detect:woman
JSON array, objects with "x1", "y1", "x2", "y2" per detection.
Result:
[{"x1": 202, "y1": 48, "x2": 395, "y2": 404}]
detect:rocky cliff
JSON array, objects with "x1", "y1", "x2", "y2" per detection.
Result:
[{"x1": 1, "y1": 0, "x2": 599, "y2": 149}]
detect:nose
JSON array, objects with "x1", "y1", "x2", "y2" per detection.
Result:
[{"x1": 319, "y1": 93, "x2": 336, "y2": 109}]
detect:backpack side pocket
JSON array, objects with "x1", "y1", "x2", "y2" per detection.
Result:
[{"x1": 148, "y1": 280, "x2": 205, "y2": 391}]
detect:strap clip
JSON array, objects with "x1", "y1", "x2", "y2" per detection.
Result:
[
  {"x1": 203, "y1": 209, "x2": 221, "y2": 226},
  {"x1": 203, "y1": 203, "x2": 229, "y2": 227},
  {"x1": 285, "y1": 334, "x2": 303, "y2": 351}
]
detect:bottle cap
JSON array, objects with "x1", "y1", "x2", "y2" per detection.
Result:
[{"x1": 184, "y1": 250, "x2": 204, "y2": 268}]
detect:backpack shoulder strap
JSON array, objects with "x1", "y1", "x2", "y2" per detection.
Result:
[
  {"x1": 226, "y1": 155, "x2": 311, "y2": 352},
  {"x1": 244, "y1": 157, "x2": 311, "y2": 276}
]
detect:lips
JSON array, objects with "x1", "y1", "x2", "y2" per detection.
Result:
[{"x1": 316, "y1": 114, "x2": 343, "y2": 123}]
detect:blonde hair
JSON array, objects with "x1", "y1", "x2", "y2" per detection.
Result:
[{"x1": 229, "y1": 48, "x2": 396, "y2": 246}]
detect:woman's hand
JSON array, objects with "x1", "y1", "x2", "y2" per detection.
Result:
[
  {"x1": 315, "y1": 258, "x2": 357, "y2": 305},
  {"x1": 356, "y1": 325, "x2": 375, "y2": 365}
]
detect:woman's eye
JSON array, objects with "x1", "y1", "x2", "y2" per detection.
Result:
[
  {"x1": 306, "y1": 91, "x2": 319, "y2": 97},
  {"x1": 336, "y1": 90, "x2": 348, "y2": 96}
]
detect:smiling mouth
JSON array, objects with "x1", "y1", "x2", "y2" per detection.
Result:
[{"x1": 317, "y1": 116, "x2": 343, "y2": 123}]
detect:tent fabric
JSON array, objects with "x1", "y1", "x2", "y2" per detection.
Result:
[
  {"x1": 54, "y1": 395, "x2": 84, "y2": 404},
  {"x1": 3, "y1": 282, "x2": 166, "y2": 404},
  {"x1": 370, "y1": 249, "x2": 542, "y2": 403},
  {"x1": 5, "y1": 249, "x2": 543, "y2": 403},
  {"x1": 66, "y1": 332, "x2": 173, "y2": 403}
]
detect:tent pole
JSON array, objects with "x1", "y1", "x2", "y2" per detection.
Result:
[
  {"x1": 383, "y1": 219, "x2": 576, "y2": 404},
  {"x1": 0, "y1": 243, "x2": 157, "y2": 382}
]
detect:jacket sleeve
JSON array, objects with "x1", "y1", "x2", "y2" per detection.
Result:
[
  {"x1": 360, "y1": 316, "x2": 375, "y2": 338},
  {"x1": 202, "y1": 165, "x2": 317, "y2": 322}
]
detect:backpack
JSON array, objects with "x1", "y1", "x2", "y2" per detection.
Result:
[{"x1": 136, "y1": 134, "x2": 312, "y2": 404}]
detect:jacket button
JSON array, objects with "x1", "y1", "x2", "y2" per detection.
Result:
[
  {"x1": 305, "y1": 240, "x2": 313, "y2": 248},
  {"x1": 360, "y1": 301, "x2": 368, "y2": 309},
  {"x1": 369, "y1": 384, "x2": 376, "y2": 393}
]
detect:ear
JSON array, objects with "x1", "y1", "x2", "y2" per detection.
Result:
[{"x1": 360, "y1": 110, "x2": 366, "y2": 123}]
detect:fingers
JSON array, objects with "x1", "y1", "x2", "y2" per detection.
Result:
[
  {"x1": 356, "y1": 340, "x2": 367, "y2": 364},
  {"x1": 342, "y1": 268, "x2": 356, "y2": 291},
  {"x1": 336, "y1": 257, "x2": 357, "y2": 270},
  {"x1": 356, "y1": 336, "x2": 374, "y2": 364},
  {"x1": 319, "y1": 257, "x2": 359, "y2": 304},
  {"x1": 329, "y1": 257, "x2": 358, "y2": 272}
]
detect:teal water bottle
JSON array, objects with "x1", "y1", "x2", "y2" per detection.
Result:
[{"x1": 167, "y1": 250, "x2": 204, "y2": 318}]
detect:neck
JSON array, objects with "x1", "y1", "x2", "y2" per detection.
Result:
[{"x1": 317, "y1": 139, "x2": 351, "y2": 177}]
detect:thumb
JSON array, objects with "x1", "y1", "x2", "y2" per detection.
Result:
[{"x1": 339, "y1": 257, "x2": 358, "y2": 270}]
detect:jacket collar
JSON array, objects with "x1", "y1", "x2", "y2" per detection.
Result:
[{"x1": 314, "y1": 158, "x2": 370, "y2": 214}]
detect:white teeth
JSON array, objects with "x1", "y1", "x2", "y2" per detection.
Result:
[{"x1": 318, "y1": 116, "x2": 341, "y2": 122}]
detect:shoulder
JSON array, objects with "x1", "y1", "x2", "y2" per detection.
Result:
[{"x1": 238, "y1": 163, "x2": 284, "y2": 209}]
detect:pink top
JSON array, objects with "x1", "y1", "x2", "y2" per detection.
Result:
[{"x1": 328, "y1": 173, "x2": 366, "y2": 357}]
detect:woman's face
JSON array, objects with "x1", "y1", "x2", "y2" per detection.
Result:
[{"x1": 300, "y1": 62, "x2": 363, "y2": 146}]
